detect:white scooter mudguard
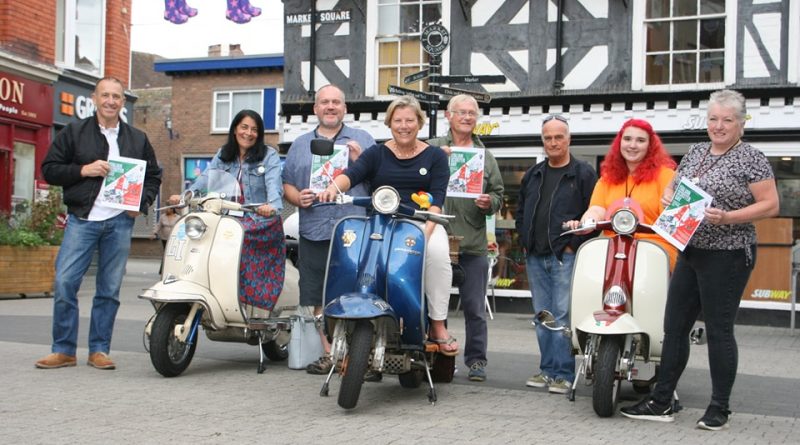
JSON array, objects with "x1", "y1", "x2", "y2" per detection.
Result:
[
  {"x1": 575, "y1": 312, "x2": 644, "y2": 337},
  {"x1": 139, "y1": 213, "x2": 243, "y2": 328},
  {"x1": 569, "y1": 238, "x2": 669, "y2": 359},
  {"x1": 630, "y1": 240, "x2": 670, "y2": 358},
  {"x1": 569, "y1": 238, "x2": 608, "y2": 351}
]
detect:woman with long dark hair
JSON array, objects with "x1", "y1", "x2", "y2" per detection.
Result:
[{"x1": 170, "y1": 109, "x2": 285, "y2": 310}]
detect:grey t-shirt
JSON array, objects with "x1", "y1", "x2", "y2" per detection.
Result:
[{"x1": 282, "y1": 125, "x2": 376, "y2": 241}]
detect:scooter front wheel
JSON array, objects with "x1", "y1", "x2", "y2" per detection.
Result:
[
  {"x1": 149, "y1": 304, "x2": 198, "y2": 377},
  {"x1": 592, "y1": 336, "x2": 622, "y2": 417},
  {"x1": 338, "y1": 320, "x2": 373, "y2": 409}
]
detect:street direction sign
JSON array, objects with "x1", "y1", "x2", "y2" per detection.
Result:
[
  {"x1": 421, "y1": 24, "x2": 450, "y2": 56},
  {"x1": 403, "y1": 69, "x2": 430, "y2": 85},
  {"x1": 429, "y1": 85, "x2": 491, "y2": 103},
  {"x1": 434, "y1": 74, "x2": 506, "y2": 84},
  {"x1": 387, "y1": 85, "x2": 439, "y2": 103}
]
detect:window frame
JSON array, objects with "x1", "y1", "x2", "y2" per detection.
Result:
[
  {"x1": 631, "y1": 0, "x2": 737, "y2": 91},
  {"x1": 55, "y1": 0, "x2": 106, "y2": 77},
  {"x1": 366, "y1": 0, "x2": 450, "y2": 98},
  {"x1": 211, "y1": 89, "x2": 265, "y2": 133}
]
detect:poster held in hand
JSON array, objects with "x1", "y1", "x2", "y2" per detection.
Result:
[
  {"x1": 100, "y1": 156, "x2": 146, "y2": 211},
  {"x1": 309, "y1": 144, "x2": 349, "y2": 193},
  {"x1": 447, "y1": 147, "x2": 485, "y2": 198},
  {"x1": 652, "y1": 177, "x2": 713, "y2": 251}
]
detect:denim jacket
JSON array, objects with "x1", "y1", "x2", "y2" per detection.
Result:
[{"x1": 189, "y1": 146, "x2": 283, "y2": 210}]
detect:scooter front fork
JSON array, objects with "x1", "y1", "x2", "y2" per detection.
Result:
[
  {"x1": 172, "y1": 303, "x2": 202, "y2": 343},
  {"x1": 321, "y1": 320, "x2": 348, "y2": 397}
]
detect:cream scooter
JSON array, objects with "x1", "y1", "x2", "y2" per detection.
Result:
[
  {"x1": 539, "y1": 198, "x2": 670, "y2": 417},
  {"x1": 139, "y1": 169, "x2": 298, "y2": 376}
]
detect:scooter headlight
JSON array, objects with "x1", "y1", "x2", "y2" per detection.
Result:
[
  {"x1": 611, "y1": 209, "x2": 638, "y2": 235},
  {"x1": 372, "y1": 186, "x2": 400, "y2": 214},
  {"x1": 603, "y1": 285, "x2": 627, "y2": 314},
  {"x1": 184, "y1": 216, "x2": 207, "y2": 239}
]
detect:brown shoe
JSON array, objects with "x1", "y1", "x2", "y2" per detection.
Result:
[
  {"x1": 87, "y1": 352, "x2": 116, "y2": 370},
  {"x1": 35, "y1": 353, "x2": 77, "y2": 369}
]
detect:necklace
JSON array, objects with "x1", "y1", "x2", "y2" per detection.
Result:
[
  {"x1": 391, "y1": 141, "x2": 420, "y2": 159},
  {"x1": 624, "y1": 176, "x2": 636, "y2": 198},
  {"x1": 691, "y1": 140, "x2": 740, "y2": 184}
]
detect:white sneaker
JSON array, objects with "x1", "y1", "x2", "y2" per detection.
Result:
[
  {"x1": 526, "y1": 373, "x2": 550, "y2": 388},
  {"x1": 548, "y1": 377, "x2": 571, "y2": 394}
]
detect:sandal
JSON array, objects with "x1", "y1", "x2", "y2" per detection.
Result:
[
  {"x1": 427, "y1": 335, "x2": 460, "y2": 357},
  {"x1": 306, "y1": 355, "x2": 333, "y2": 374}
]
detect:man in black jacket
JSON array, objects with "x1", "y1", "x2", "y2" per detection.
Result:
[
  {"x1": 35, "y1": 77, "x2": 161, "y2": 370},
  {"x1": 516, "y1": 115, "x2": 596, "y2": 394}
]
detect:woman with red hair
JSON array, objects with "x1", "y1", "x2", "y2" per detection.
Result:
[{"x1": 569, "y1": 118, "x2": 677, "y2": 267}]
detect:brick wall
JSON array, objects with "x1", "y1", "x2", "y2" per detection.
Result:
[
  {"x1": 161, "y1": 69, "x2": 284, "y2": 199},
  {"x1": 105, "y1": 0, "x2": 132, "y2": 86},
  {"x1": 0, "y1": 0, "x2": 130, "y2": 83},
  {"x1": 0, "y1": 0, "x2": 56, "y2": 63}
]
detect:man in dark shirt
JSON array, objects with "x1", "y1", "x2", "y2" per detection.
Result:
[{"x1": 515, "y1": 115, "x2": 596, "y2": 394}]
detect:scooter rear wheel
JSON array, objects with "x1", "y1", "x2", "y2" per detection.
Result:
[
  {"x1": 592, "y1": 336, "x2": 622, "y2": 417},
  {"x1": 150, "y1": 304, "x2": 198, "y2": 377},
  {"x1": 338, "y1": 320, "x2": 373, "y2": 409}
]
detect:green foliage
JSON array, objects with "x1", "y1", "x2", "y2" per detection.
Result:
[{"x1": 0, "y1": 188, "x2": 65, "y2": 247}]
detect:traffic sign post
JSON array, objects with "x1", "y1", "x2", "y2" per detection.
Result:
[
  {"x1": 403, "y1": 69, "x2": 431, "y2": 85},
  {"x1": 387, "y1": 85, "x2": 439, "y2": 104},
  {"x1": 433, "y1": 74, "x2": 506, "y2": 84},
  {"x1": 430, "y1": 85, "x2": 491, "y2": 104},
  {"x1": 385, "y1": 24, "x2": 506, "y2": 138}
]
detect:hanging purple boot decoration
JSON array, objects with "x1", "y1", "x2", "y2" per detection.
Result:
[
  {"x1": 226, "y1": 0, "x2": 252, "y2": 24},
  {"x1": 241, "y1": 0, "x2": 262, "y2": 17},
  {"x1": 177, "y1": 0, "x2": 198, "y2": 18},
  {"x1": 164, "y1": 0, "x2": 188, "y2": 24}
]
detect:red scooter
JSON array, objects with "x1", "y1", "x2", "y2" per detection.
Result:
[{"x1": 539, "y1": 197, "x2": 671, "y2": 417}]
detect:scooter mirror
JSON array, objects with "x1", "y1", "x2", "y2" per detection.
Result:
[
  {"x1": 535, "y1": 310, "x2": 572, "y2": 338},
  {"x1": 310, "y1": 138, "x2": 335, "y2": 156},
  {"x1": 181, "y1": 189, "x2": 194, "y2": 204}
]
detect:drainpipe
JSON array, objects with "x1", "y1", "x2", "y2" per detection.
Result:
[
  {"x1": 553, "y1": 0, "x2": 565, "y2": 92},
  {"x1": 308, "y1": 0, "x2": 317, "y2": 97}
]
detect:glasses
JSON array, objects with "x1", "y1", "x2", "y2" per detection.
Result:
[
  {"x1": 542, "y1": 114, "x2": 569, "y2": 126},
  {"x1": 450, "y1": 110, "x2": 479, "y2": 118}
]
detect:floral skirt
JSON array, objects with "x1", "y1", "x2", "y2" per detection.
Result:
[{"x1": 239, "y1": 215, "x2": 285, "y2": 311}]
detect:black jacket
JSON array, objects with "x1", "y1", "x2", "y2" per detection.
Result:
[
  {"x1": 515, "y1": 155, "x2": 597, "y2": 260},
  {"x1": 41, "y1": 114, "x2": 161, "y2": 219}
]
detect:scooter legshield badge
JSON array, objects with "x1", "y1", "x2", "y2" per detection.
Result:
[{"x1": 341, "y1": 230, "x2": 357, "y2": 247}]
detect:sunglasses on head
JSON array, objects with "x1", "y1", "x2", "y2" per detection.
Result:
[{"x1": 542, "y1": 114, "x2": 568, "y2": 125}]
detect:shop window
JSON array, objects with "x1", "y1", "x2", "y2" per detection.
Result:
[
  {"x1": 633, "y1": 0, "x2": 732, "y2": 90},
  {"x1": 11, "y1": 142, "x2": 35, "y2": 211},
  {"x1": 56, "y1": 0, "x2": 104, "y2": 77},
  {"x1": 183, "y1": 156, "x2": 213, "y2": 191},
  {"x1": 375, "y1": 0, "x2": 442, "y2": 95},
  {"x1": 211, "y1": 89, "x2": 280, "y2": 133},
  {"x1": 492, "y1": 158, "x2": 537, "y2": 292}
]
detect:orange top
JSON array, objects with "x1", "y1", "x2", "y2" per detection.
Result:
[{"x1": 590, "y1": 166, "x2": 677, "y2": 269}]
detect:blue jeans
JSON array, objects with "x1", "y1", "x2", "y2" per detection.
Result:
[
  {"x1": 651, "y1": 246, "x2": 754, "y2": 409},
  {"x1": 52, "y1": 212, "x2": 134, "y2": 356},
  {"x1": 457, "y1": 254, "x2": 489, "y2": 367},
  {"x1": 526, "y1": 253, "x2": 576, "y2": 382}
]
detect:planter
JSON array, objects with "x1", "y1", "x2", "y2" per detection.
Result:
[{"x1": 0, "y1": 245, "x2": 59, "y2": 297}]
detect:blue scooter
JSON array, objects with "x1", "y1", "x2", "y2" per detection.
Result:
[{"x1": 310, "y1": 140, "x2": 455, "y2": 409}]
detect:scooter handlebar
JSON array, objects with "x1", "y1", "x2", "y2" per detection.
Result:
[{"x1": 418, "y1": 211, "x2": 452, "y2": 227}]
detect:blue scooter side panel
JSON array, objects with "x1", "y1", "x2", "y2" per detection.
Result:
[
  {"x1": 324, "y1": 217, "x2": 369, "y2": 306},
  {"x1": 385, "y1": 219, "x2": 426, "y2": 345}
]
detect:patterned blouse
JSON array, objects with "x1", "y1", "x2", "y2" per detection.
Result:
[{"x1": 671, "y1": 141, "x2": 774, "y2": 250}]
